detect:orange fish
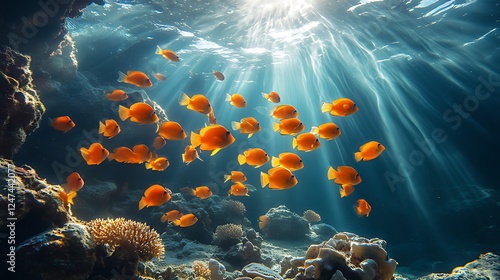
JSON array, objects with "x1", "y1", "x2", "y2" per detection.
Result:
[
  {"x1": 273, "y1": 118, "x2": 304, "y2": 135},
  {"x1": 138, "y1": 184, "x2": 171, "y2": 210},
  {"x1": 231, "y1": 117, "x2": 261, "y2": 138},
  {"x1": 271, "y1": 105, "x2": 298, "y2": 119},
  {"x1": 161, "y1": 210, "x2": 183, "y2": 223},
  {"x1": 153, "y1": 72, "x2": 167, "y2": 81},
  {"x1": 340, "y1": 184, "x2": 355, "y2": 198},
  {"x1": 99, "y1": 119, "x2": 121, "y2": 139},
  {"x1": 156, "y1": 45, "x2": 179, "y2": 62},
  {"x1": 63, "y1": 172, "x2": 84, "y2": 193},
  {"x1": 224, "y1": 171, "x2": 247, "y2": 183},
  {"x1": 321, "y1": 98, "x2": 358, "y2": 117},
  {"x1": 190, "y1": 124, "x2": 235, "y2": 156},
  {"x1": 259, "y1": 215, "x2": 270, "y2": 229},
  {"x1": 105, "y1": 89, "x2": 128, "y2": 101},
  {"x1": 262, "y1": 91, "x2": 280, "y2": 103},
  {"x1": 237, "y1": 148, "x2": 269, "y2": 168},
  {"x1": 108, "y1": 147, "x2": 135, "y2": 163},
  {"x1": 228, "y1": 182, "x2": 249, "y2": 196},
  {"x1": 59, "y1": 189, "x2": 77, "y2": 206},
  {"x1": 213, "y1": 70, "x2": 225, "y2": 81},
  {"x1": 190, "y1": 186, "x2": 213, "y2": 199},
  {"x1": 327, "y1": 166, "x2": 362, "y2": 186},
  {"x1": 117, "y1": 71, "x2": 152, "y2": 88},
  {"x1": 173, "y1": 213, "x2": 198, "y2": 227},
  {"x1": 179, "y1": 92, "x2": 212, "y2": 114},
  {"x1": 354, "y1": 141, "x2": 385, "y2": 162},
  {"x1": 260, "y1": 167, "x2": 298, "y2": 190},
  {"x1": 182, "y1": 145, "x2": 203, "y2": 164},
  {"x1": 311, "y1": 123, "x2": 341, "y2": 141},
  {"x1": 355, "y1": 199, "x2": 371, "y2": 217},
  {"x1": 157, "y1": 121, "x2": 186, "y2": 140},
  {"x1": 226, "y1": 93, "x2": 246, "y2": 108},
  {"x1": 292, "y1": 133, "x2": 320, "y2": 152},
  {"x1": 51, "y1": 116, "x2": 75, "y2": 133},
  {"x1": 271, "y1": 152, "x2": 303, "y2": 171},
  {"x1": 153, "y1": 136, "x2": 166, "y2": 150},
  {"x1": 80, "y1": 143, "x2": 109, "y2": 165},
  {"x1": 207, "y1": 111, "x2": 217, "y2": 125},
  {"x1": 145, "y1": 155, "x2": 169, "y2": 171},
  {"x1": 130, "y1": 144, "x2": 152, "y2": 164},
  {"x1": 118, "y1": 102, "x2": 159, "y2": 124}
]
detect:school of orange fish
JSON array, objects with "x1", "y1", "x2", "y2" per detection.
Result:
[{"x1": 52, "y1": 46, "x2": 386, "y2": 228}]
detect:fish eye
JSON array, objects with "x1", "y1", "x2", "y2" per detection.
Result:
[
  {"x1": 225, "y1": 131, "x2": 230, "y2": 135},
  {"x1": 336, "y1": 128, "x2": 339, "y2": 131},
  {"x1": 77, "y1": 178, "x2": 82, "y2": 181},
  {"x1": 68, "y1": 120, "x2": 73, "y2": 123},
  {"x1": 299, "y1": 160, "x2": 303, "y2": 162},
  {"x1": 101, "y1": 149, "x2": 105, "y2": 152}
]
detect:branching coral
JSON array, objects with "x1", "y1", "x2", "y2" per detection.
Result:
[
  {"x1": 214, "y1": 223, "x2": 243, "y2": 248},
  {"x1": 192, "y1": 260, "x2": 211, "y2": 279},
  {"x1": 221, "y1": 199, "x2": 246, "y2": 216},
  {"x1": 87, "y1": 217, "x2": 164, "y2": 261}
]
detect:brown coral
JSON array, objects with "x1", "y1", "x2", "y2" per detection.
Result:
[
  {"x1": 214, "y1": 223, "x2": 243, "y2": 248},
  {"x1": 192, "y1": 260, "x2": 211, "y2": 279},
  {"x1": 87, "y1": 217, "x2": 164, "y2": 261},
  {"x1": 221, "y1": 199, "x2": 246, "y2": 216},
  {"x1": 303, "y1": 209, "x2": 321, "y2": 223}
]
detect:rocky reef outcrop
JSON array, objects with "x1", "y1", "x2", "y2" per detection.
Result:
[
  {"x1": 261, "y1": 205, "x2": 310, "y2": 240},
  {"x1": 0, "y1": 48, "x2": 45, "y2": 159}
]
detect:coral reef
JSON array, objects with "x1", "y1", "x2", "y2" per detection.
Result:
[
  {"x1": 303, "y1": 209, "x2": 321, "y2": 223},
  {"x1": 241, "y1": 262, "x2": 284, "y2": 280},
  {"x1": 0, "y1": 47, "x2": 45, "y2": 159},
  {"x1": 192, "y1": 260, "x2": 211, "y2": 278},
  {"x1": 221, "y1": 199, "x2": 247, "y2": 217},
  {"x1": 214, "y1": 223, "x2": 243, "y2": 248},
  {"x1": 282, "y1": 232, "x2": 398, "y2": 280},
  {"x1": 87, "y1": 217, "x2": 164, "y2": 261},
  {"x1": 16, "y1": 223, "x2": 96, "y2": 280},
  {"x1": 260, "y1": 205, "x2": 310, "y2": 240},
  {"x1": 417, "y1": 252, "x2": 500, "y2": 280}
]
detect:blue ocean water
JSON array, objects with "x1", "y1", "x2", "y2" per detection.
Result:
[{"x1": 15, "y1": 0, "x2": 500, "y2": 276}]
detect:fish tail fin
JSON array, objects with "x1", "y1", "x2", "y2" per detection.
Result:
[
  {"x1": 354, "y1": 152, "x2": 363, "y2": 162},
  {"x1": 272, "y1": 122, "x2": 280, "y2": 132},
  {"x1": 178, "y1": 92, "x2": 190, "y2": 106},
  {"x1": 260, "y1": 172, "x2": 270, "y2": 188},
  {"x1": 271, "y1": 156, "x2": 280, "y2": 167},
  {"x1": 321, "y1": 102, "x2": 332, "y2": 113},
  {"x1": 237, "y1": 154, "x2": 246, "y2": 165},
  {"x1": 190, "y1": 131, "x2": 201, "y2": 147},
  {"x1": 79, "y1": 147, "x2": 90, "y2": 162},
  {"x1": 67, "y1": 191, "x2": 77, "y2": 205},
  {"x1": 327, "y1": 166, "x2": 337, "y2": 180},
  {"x1": 156, "y1": 45, "x2": 163, "y2": 55},
  {"x1": 173, "y1": 219, "x2": 181, "y2": 226},
  {"x1": 262, "y1": 92, "x2": 269, "y2": 99},
  {"x1": 311, "y1": 126, "x2": 319, "y2": 135},
  {"x1": 224, "y1": 174, "x2": 231, "y2": 183},
  {"x1": 231, "y1": 121, "x2": 241, "y2": 131},
  {"x1": 145, "y1": 161, "x2": 152, "y2": 169},
  {"x1": 118, "y1": 105, "x2": 130, "y2": 121},
  {"x1": 190, "y1": 188, "x2": 196, "y2": 196},
  {"x1": 292, "y1": 137, "x2": 298, "y2": 149},
  {"x1": 225, "y1": 93, "x2": 232, "y2": 102},
  {"x1": 107, "y1": 153, "x2": 115, "y2": 161},
  {"x1": 98, "y1": 121, "x2": 106, "y2": 134},
  {"x1": 138, "y1": 197, "x2": 147, "y2": 210},
  {"x1": 117, "y1": 71, "x2": 127, "y2": 83}
]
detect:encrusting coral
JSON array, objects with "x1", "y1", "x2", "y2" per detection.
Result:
[{"x1": 86, "y1": 217, "x2": 165, "y2": 261}]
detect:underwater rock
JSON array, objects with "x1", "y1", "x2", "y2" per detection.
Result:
[
  {"x1": 72, "y1": 181, "x2": 118, "y2": 220},
  {"x1": 209, "y1": 258, "x2": 226, "y2": 280},
  {"x1": 416, "y1": 252, "x2": 500, "y2": 280},
  {"x1": 220, "y1": 240, "x2": 262, "y2": 268},
  {"x1": 260, "y1": 205, "x2": 310, "y2": 240},
  {"x1": 16, "y1": 223, "x2": 96, "y2": 280},
  {"x1": 283, "y1": 232, "x2": 398, "y2": 280},
  {"x1": 0, "y1": 47, "x2": 45, "y2": 159},
  {"x1": 0, "y1": 160, "x2": 72, "y2": 235},
  {"x1": 241, "y1": 262, "x2": 283, "y2": 280}
]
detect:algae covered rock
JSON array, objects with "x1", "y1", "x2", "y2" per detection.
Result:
[
  {"x1": 260, "y1": 205, "x2": 309, "y2": 240},
  {"x1": 16, "y1": 223, "x2": 96, "y2": 280}
]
